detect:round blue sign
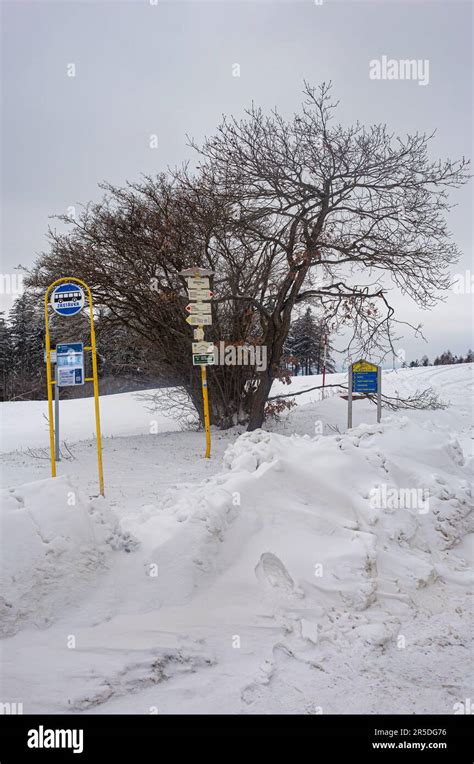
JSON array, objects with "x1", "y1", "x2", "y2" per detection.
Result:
[{"x1": 51, "y1": 283, "x2": 85, "y2": 316}]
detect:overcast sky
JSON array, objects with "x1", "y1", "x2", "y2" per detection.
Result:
[{"x1": 1, "y1": 0, "x2": 472, "y2": 364}]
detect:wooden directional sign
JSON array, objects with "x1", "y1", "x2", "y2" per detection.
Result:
[
  {"x1": 192, "y1": 341, "x2": 214, "y2": 354},
  {"x1": 188, "y1": 289, "x2": 213, "y2": 301},
  {"x1": 186, "y1": 302, "x2": 211, "y2": 314},
  {"x1": 180, "y1": 267, "x2": 214, "y2": 277},
  {"x1": 186, "y1": 314, "x2": 212, "y2": 326},
  {"x1": 186, "y1": 276, "x2": 210, "y2": 290}
]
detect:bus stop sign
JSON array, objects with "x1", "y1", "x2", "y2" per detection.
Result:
[{"x1": 51, "y1": 283, "x2": 85, "y2": 316}]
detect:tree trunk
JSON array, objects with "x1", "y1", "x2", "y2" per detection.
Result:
[
  {"x1": 247, "y1": 261, "x2": 311, "y2": 430},
  {"x1": 246, "y1": 371, "x2": 274, "y2": 430}
]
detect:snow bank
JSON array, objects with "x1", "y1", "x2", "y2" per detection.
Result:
[
  {"x1": 1, "y1": 364, "x2": 472, "y2": 713},
  {"x1": 0, "y1": 476, "x2": 135, "y2": 636},
  {"x1": 120, "y1": 416, "x2": 472, "y2": 624}
]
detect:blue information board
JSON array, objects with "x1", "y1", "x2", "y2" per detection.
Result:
[
  {"x1": 352, "y1": 370, "x2": 378, "y2": 393},
  {"x1": 57, "y1": 342, "x2": 84, "y2": 387},
  {"x1": 348, "y1": 360, "x2": 381, "y2": 428}
]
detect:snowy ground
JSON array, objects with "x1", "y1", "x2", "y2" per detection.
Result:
[{"x1": 0, "y1": 365, "x2": 472, "y2": 714}]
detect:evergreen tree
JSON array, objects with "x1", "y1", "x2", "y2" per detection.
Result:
[
  {"x1": 94, "y1": 319, "x2": 150, "y2": 383},
  {"x1": 285, "y1": 309, "x2": 335, "y2": 376},
  {"x1": 0, "y1": 313, "x2": 13, "y2": 400},
  {"x1": 439, "y1": 350, "x2": 455, "y2": 365},
  {"x1": 430, "y1": 349, "x2": 473, "y2": 366},
  {"x1": 8, "y1": 292, "x2": 44, "y2": 398}
]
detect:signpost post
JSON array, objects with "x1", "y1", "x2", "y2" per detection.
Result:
[
  {"x1": 347, "y1": 359, "x2": 381, "y2": 429},
  {"x1": 322, "y1": 333, "x2": 327, "y2": 400},
  {"x1": 347, "y1": 361, "x2": 353, "y2": 429},
  {"x1": 44, "y1": 278, "x2": 104, "y2": 496},
  {"x1": 180, "y1": 267, "x2": 214, "y2": 458},
  {"x1": 44, "y1": 349, "x2": 60, "y2": 461}
]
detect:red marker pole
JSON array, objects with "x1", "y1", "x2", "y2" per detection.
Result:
[{"x1": 322, "y1": 334, "x2": 327, "y2": 399}]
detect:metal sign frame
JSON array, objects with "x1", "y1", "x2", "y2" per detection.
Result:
[{"x1": 44, "y1": 277, "x2": 104, "y2": 496}]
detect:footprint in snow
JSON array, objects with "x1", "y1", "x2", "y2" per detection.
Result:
[{"x1": 255, "y1": 552, "x2": 304, "y2": 598}]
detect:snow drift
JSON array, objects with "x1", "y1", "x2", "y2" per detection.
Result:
[
  {"x1": 122, "y1": 417, "x2": 472, "y2": 620},
  {"x1": 0, "y1": 476, "x2": 134, "y2": 636},
  {"x1": 0, "y1": 364, "x2": 472, "y2": 713}
]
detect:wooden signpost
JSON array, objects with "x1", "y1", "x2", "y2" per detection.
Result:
[{"x1": 180, "y1": 267, "x2": 215, "y2": 458}]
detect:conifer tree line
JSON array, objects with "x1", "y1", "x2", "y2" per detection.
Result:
[
  {"x1": 0, "y1": 292, "x2": 156, "y2": 401},
  {"x1": 284, "y1": 308, "x2": 336, "y2": 376},
  {"x1": 409, "y1": 350, "x2": 473, "y2": 367}
]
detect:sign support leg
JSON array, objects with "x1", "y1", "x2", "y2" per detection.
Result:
[
  {"x1": 347, "y1": 363, "x2": 353, "y2": 429},
  {"x1": 322, "y1": 333, "x2": 327, "y2": 400},
  {"x1": 377, "y1": 366, "x2": 382, "y2": 423}
]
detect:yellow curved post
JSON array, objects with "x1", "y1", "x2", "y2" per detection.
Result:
[
  {"x1": 44, "y1": 277, "x2": 105, "y2": 495},
  {"x1": 44, "y1": 291, "x2": 56, "y2": 478},
  {"x1": 201, "y1": 364, "x2": 211, "y2": 458},
  {"x1": 87, "y1": 294, "x2": 105, "y2": 496}
]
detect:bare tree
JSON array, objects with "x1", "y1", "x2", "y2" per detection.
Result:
[
  {"x1": 187, "y1": 82, "x2": 469, "y2": 428},
  {"x1": 28, "y1": 83, "x2": 470, "y2": 429}
]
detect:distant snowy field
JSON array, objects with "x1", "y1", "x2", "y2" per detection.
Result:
[{"x1": 0, "y1": 365, "x2": 472, "y2": 714}]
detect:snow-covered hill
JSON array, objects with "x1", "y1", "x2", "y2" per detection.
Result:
[{"x1": 0, "y1": 365, "x2": 472, "y2": 714}]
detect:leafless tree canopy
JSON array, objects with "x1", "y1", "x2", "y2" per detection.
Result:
[{"x1": 28, "y1": 83, "x2": 470, "y2": 429}]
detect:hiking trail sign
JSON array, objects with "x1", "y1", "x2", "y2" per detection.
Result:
[
  {"x1": 185, "y1": 313, "x2": 212, "y2": 326},
  {"x1": 347, "y1": 359, "x2": 381, "y2": 429},
  {"x1": 179, "y1": 266, "x2": 214, "y2": 458}
]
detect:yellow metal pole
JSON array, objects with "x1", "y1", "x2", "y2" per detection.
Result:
[
  {"x1": 201, "y1": 364, "x2": 211, "y2": 458},
  {"x1": 44, "y1": 287, "x2": 56, "y2": 478},
  {"x1": 86, "y1": 286, "x2": 105, "y2": 496},
  {"x1": 44, "y1": 277, "x2": 104, "y2": 496}
]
